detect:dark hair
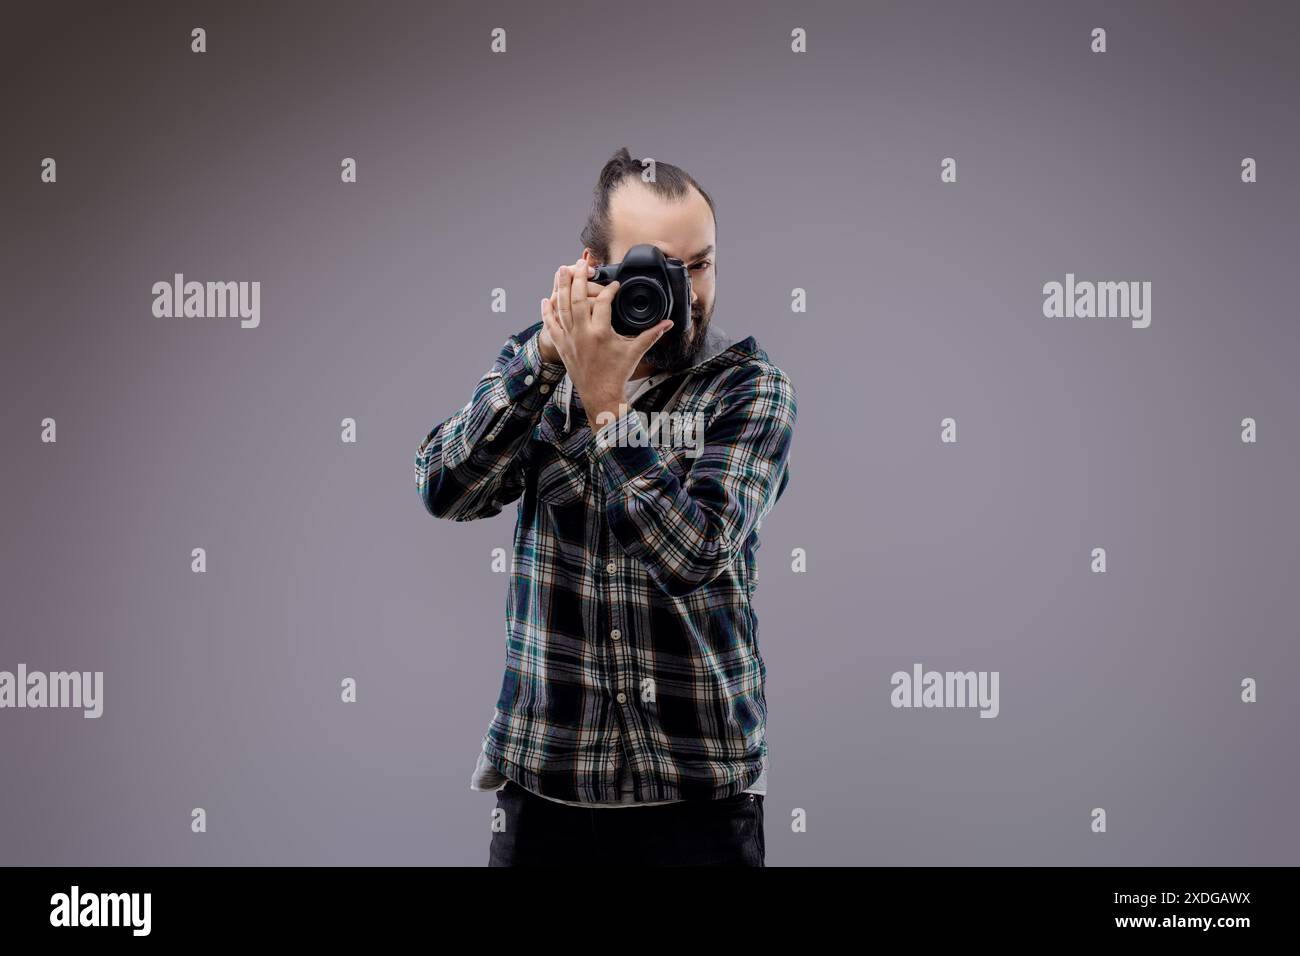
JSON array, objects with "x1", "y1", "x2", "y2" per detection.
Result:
[{"x1": 579, "y1": 147, "x2": 717, "y2": 264}]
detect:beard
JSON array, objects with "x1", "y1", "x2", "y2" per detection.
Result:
[{"x1": 641, "y1": 296, "x2": 714, "y2": 373}]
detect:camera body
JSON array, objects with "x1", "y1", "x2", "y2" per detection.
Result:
[{"x1": 589, "y1": 244, "x2": 692, "y2": 337}]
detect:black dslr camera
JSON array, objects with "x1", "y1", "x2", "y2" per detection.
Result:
[{"x1": 589, "y1": 243, "x2": 692, "y2": 337}]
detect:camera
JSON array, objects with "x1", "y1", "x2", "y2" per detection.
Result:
[{"x1": 589, "y1": 244, "x2": 692, "y2": 337}]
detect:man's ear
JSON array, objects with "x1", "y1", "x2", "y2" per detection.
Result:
[{"x1": 581, "y1": 248, "x2": 601, "y2": 268}]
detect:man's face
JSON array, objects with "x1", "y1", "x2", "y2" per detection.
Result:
[{"x1": 584, "y1": 179, "x2": 716, "y2": 373}]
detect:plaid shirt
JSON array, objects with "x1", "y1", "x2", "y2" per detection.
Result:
[{"x1": 415, "y1": 320, "x2": 796, "y2": 802}]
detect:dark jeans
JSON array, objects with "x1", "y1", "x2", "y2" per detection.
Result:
[{"x1": 488, "y1": 780, "x2": 765, "y2": 866}]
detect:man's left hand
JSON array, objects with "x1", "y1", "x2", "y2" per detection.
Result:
[{"x1": 541, "y1": 256, "x2": 674, "y2": 431}]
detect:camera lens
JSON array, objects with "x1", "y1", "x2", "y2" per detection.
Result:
[{"x1": 617, "y1": 276, "x2": 666, "y2": 330}]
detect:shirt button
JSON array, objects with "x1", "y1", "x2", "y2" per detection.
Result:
[
  {"x1": 616, "y1": 692, "x2": 627, "y2": 704},
  {"x1": 523, "y1": 374, "x2": 535, "y2": 386},
  {"x1": 606, "y1": 562, "x2": 617, "y2": 574},
  {"x1": 540, "y1": 383, "x2": 550, "y2": 393},
  {"x1": 610, "y1": 629, "x2": 621, "y2": 640}
]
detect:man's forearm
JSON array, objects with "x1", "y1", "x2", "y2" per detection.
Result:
[
  {"x1": 588, "y1": 367, "x2": 797, "y2": 597},
  {"x1": 585, "y1": 392, "x2": 631, "y2": 435},
  {"x1": 417, "y1": 328, "x2": 565, "y2": 520}
]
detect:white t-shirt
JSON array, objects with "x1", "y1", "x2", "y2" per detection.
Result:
[{"x1": 625, "y1": 375, "x2": 651, "y2": 401}]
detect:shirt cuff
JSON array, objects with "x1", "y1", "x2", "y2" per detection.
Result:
[
  {"x1": 592, "y1": 408, "x2": 664, "y2": 493},
  {"x1": 501, "y1": 332, "x2": 567, "y2": 405}
]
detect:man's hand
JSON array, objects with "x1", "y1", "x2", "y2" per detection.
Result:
[
  {"x1": 538, "y1": 317, "x2": 562, "y2": 365},
  {"x1": 540, "y1": 256, "x2": 673, "y2": 431},
  {"x1": 536, "y1": 261, "x2": 597, "y2": 364}
]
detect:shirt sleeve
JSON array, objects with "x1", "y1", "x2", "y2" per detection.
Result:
[
  {"x1": 416, "y1": 323, "x2": 566, "y2": 521},
  {"x1": 590, "y1": 364, "x2": 797, "y2": 596}
]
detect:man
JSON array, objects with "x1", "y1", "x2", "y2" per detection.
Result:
[{"x1": 415, "y1": 147, "x2": 797, "y2": 866}]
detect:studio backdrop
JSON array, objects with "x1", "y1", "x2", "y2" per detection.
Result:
[{"x1": 2, "y1": 0, "x2": 1297, "y2": 866}]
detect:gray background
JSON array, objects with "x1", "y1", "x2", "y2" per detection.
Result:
[{"x1": 1, "y1": 0, "x2": 1296, "y2": 866}]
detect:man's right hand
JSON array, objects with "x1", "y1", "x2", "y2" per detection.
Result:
[{"x1": 539, "y1": 260, "x2": 601, "y2": 366}]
